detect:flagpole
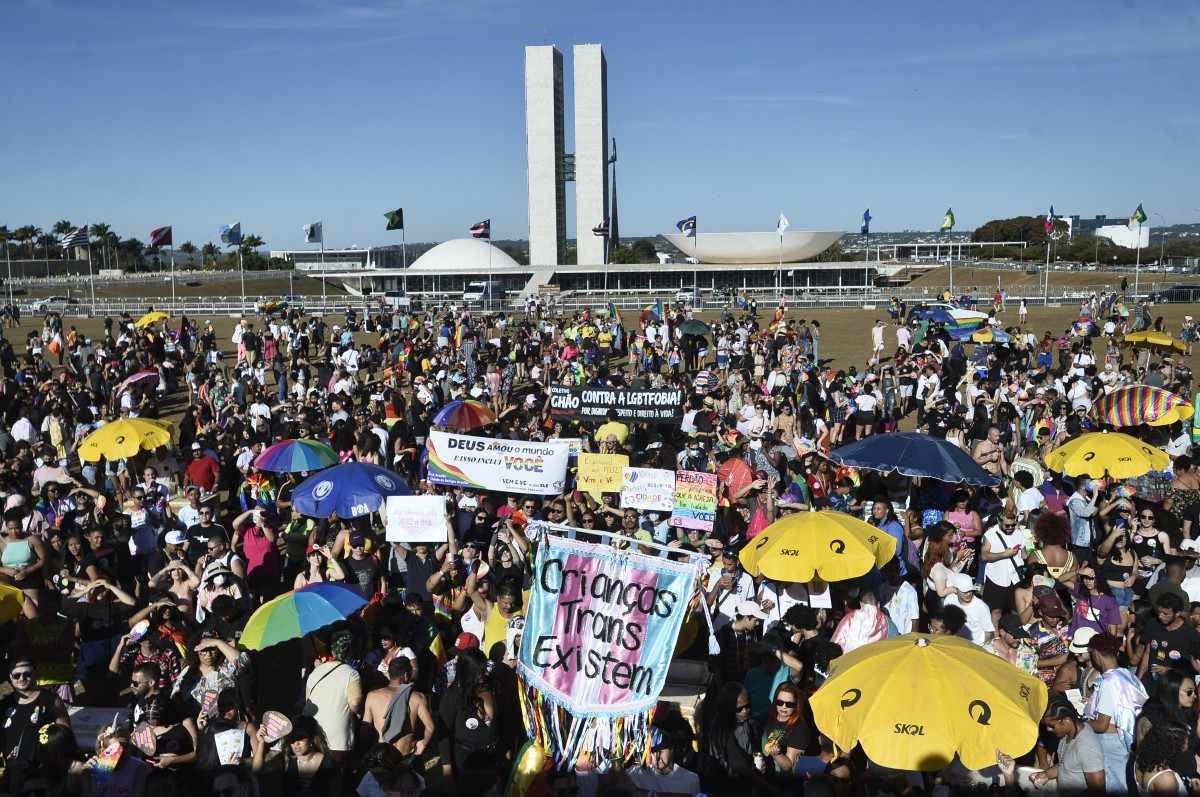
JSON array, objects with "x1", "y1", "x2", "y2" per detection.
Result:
[
  {"x1": 1134, "y1": 221, "x2": 1142, "y2": 300},
  {"x1": 239, "y1": 248, "x2": 246, "y2": 313},
  {"x1": 4, "y1": 237, "x2": 12, "y2": 309},
  {"x1": 86, "y1": 228, "x2": 96, "y2": 316},
  {"x1": 1044, "y1": 236, "x2": 1051, "y2": 306},
  {"x1": 401, "y1": 224, "x2": 408, "y2": 296},
  {"x1": 777, "y1": 233, "x2": 783, "y2": 300},
  {"x1": 320, "y1": 233, "x2": 326, "y2": 309},
  {"x1": 488, "y1": 224, "x2": 493, "y2": 313},
  {"x1": 170, "y1": 244, "x2": 176, "y2": 308}
]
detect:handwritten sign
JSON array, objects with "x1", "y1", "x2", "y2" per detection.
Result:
[
  {"x1": 385, "y1": 495, "x2": 449, "y2": 543},
  {"x1": 620, "y1": 467, "x2": 676, "y2": 512},
  {"x1": 578, "y1": 453, "x2": 628, "y2": 499},
  {"x1": 670, "y1": 470, "x2": 718, "y2": 531},
  {"x1": 517, "y1": 535, "x2": 697, "y2": 716}
]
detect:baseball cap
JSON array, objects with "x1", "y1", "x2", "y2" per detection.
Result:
[
  {"x1": 1069, "y1": 627, "x2": 1098, "y2": 655},
  {"x1": 348, "y1": 532, "x2": 366, "y2": 548},
  {"x1": 950, "y1": 573, "x2": 979, "y2": 593},
  {"x1": 454, "y1": 632, "x2": 480, "y2": 652},
  {"x1": 164, "y1": 530, "x2": 187, "y2": 546},
  {"x1": 735, "y1": 600, "x2": 769, "y2": 621},
  {"x1": 191, "y1": 442, "x2": 202, "y2": 451}
]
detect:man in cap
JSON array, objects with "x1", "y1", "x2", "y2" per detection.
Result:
[
  {"x1": 943, "y1": 573, "x2": 994, "y2": 646},
  {"x1": 623, "y1": 727, "x2": 701, "y2": 796},
  {"x1": 715, "y1": 600, "x2": 768, "y2": 683}
]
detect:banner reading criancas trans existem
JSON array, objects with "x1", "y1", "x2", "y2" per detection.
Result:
[
  {"x1": 424, "y1": 431, "x2": 570, "y2": 496},
  {"x1": 516, "y1": 535, "x2": 697, "y2": 716}
]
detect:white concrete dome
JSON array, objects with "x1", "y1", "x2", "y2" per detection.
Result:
[{"x1": 409, "y1": 238, "x2": 521, "y2": 271}]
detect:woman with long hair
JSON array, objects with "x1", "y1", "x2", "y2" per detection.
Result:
[
  {"x1": 252, "y1": 714, "x2": 337, "y2": 797},
  {"x1": 760, "y1": 681, "x2": 811, "y2": 779},
  {"x1": 437, "y1": 648, "x2": 500, "y2": 792},
  {"x1": 700, "y1": 681, "x2": 760, "y2": 786},
  {"x1": 1135, "y1": 724, "x2": 1191, "y2": 794},
  {"x1": 1028, "y1": 512, "x2": 1078, "y2": 589},
  {"x1": 1135, "y1": 670, "x2": 1199, "y2": 779}
]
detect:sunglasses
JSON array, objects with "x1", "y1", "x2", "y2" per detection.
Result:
[
  {"x1": 9, "y1": 671, "x2": 34, "y2": 680},
  {"x1": 774, "y1": 699, "x2": 796, "y2": 708},
  {"x1": 1140, "y1": 515, "x2": 1155, "y2": 520},
  {"x1": 736, "y1": 703, "x2": 751, "y2": 712}
]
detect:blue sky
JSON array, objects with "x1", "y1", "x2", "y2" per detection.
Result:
[{"x1": 2, "y1": 0, "x2": 1198, "y2": 249}]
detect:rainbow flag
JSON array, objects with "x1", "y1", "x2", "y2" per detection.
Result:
[{"x1": 641, "y1": 299, "x2": 663, "y2": 323}]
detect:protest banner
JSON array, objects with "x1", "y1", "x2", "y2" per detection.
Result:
[
  {"x1": 517, "y1": 534, "x2": 698, "y2": 752},
  {"x1": 620, "y1": 467, "x2": 676, "y2": 512},
  {"x1": 425, "y1": 431, "x2": 570, "y2": 496},
  {"x1": 578, "y1": 452, "x2": 628, "y2": 498},
  {"x1": 670, "y1": 470, "x2": 718, "y2": 531},
  {"x1": 548, "y1": 384, "x2": 685, "y2": 424},
  {"x1": 384, "y1": 495, "x2": 449, "y2": 543}
]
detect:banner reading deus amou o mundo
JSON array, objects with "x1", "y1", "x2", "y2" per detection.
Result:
[
  {"x1": 517, "y1": 535, "x2": 697, "y2": 716},
  {"x1": 548, "y1": 385, "x2": 685, "y2": 424},
  {"x1": 425, "y1": 431, "x2": 570, "y2": 496}
]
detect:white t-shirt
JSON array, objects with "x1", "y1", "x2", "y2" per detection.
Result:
[
  {"x1": 983, "y1": 526, "x2": 1027, "y2": 587},
  {"x1": 944, "y1": 593, "x2": 995, "y2": 645},
  {"x1": 1017, "y1": 487, "x2": 1045, "y2": 517},
  {"x1": 884, "y1": 581, "x2": 920, "y2": 634},
  {"x1": 705, "y1": 565, "x2": 755, "y2": 631}
]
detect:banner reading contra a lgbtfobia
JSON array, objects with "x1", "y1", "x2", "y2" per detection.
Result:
[
  {"x1": 548, "y1": 384, "x2": 685, "y2": 424},
  {"x1": 425, "y1": 431, "x2": 570, "y2": 496},
  {"x1": 517, "y1": 534, "x2": 697, "y2": 716}
]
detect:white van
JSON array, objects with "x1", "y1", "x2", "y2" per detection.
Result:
[{"x1": 463, "y1": 280, "x2": 504, "y2": 306}]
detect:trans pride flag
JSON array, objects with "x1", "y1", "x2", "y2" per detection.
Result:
[{"x1": 516, "y1": 533, "x2": 697, "y2": 768}]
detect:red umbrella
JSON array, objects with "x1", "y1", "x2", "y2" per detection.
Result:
[{"x1": 717, "y1": 458, "x2": 753, "y2": 498}]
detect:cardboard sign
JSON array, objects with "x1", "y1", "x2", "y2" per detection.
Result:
[
  {"x1": 578, "y1": 452, "x2": 628, "y2": 498},
  {"x1": 620, "y1": 467, "x2": 676, "y2": 512},
  {"x1": 670, "y1": 470, "x2": 718, "y2": 531},
  {"x1": 385, "y1": 495, "x2": 449, "y2": 543}
]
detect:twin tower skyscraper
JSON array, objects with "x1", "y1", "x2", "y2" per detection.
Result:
[{"x1": 524, "y1": 43, "x2": 609, "y2": 267}]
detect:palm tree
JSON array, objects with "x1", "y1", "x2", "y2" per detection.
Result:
[
  {"x1": 105, "y1": 231, "x2": 121, "y2": 269},
  {"x1": 120, "y1": 238, "x2": 145, "y2": 272},
  {"x1": 201, "y1": 241, "x2": 220, "y2": 268},
  {"x1": 178, "y1": 241, "x2": 197, "y2": 269},
  {"x1": 52, "y1": 220, "x2": 73, "y2": 257},
  {"x1": 89, "y1": 223, "x2": 111, "y2": 268},
  {"x1": 36, "y1": 233, "x2": 56, "y2": 276},
  {"x1": 14, "y1": 226, "x2": 38, "y2": 260},
  {"x1": 240, "y1": 233, "x2": 265, "y2": 271}
]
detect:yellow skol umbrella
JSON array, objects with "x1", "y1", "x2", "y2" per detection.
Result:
[
  {"x1": 1121, "y1": 330, "x2": 1186, "y2": 353},
  {"x1": 809, "y1": 633, "x2": 1047, "y2": 771},
  {"x1": 739, "y1": 510, "x2": 896, "y2": 583},
  {"x1": 1044, "y1": 430, "x2": 1170, "y2": 479},
  {"x1": 0, "y1": 583, "x2": 26, "y2": 623},
  {"x1": 134, "y1": 310, "x2": 169, "y2": 328},
  {"x1": 78, "y1": 418, "x2": 174, "y2": 462}
]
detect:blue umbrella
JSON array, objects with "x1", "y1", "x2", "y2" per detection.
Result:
[
  {"x1": 829, "y1": 432, "x2": 1000, "y2": 487},
  {"x1": 292, "y1": 462, "x2": 411, "y2": 518}
]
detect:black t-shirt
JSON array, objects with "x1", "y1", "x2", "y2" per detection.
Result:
[
  {"x1": 1144, "y1": 618, "x2": 1200, "y2": 674},
  {"x1": 761, "y1": 717, "x2": 813, "y2": 762},
  {"x1": 63, "y1": 596, "x2": 132, "y2": 642},
  {"x1": 185, "y1": 523, "x2": 228, "y2": 563}
]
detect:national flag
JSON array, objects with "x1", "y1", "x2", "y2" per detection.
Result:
[
  {"x1": 776, "y1": 214, "x2": 790, "y2": 235},
  {"x1": 676, "y1": 215, "x2": 697, "y2": 237},
  {"x1": 861, "y1": 209, "x2": 872, "y2": 235},
  {"x1": 59, "y1": 226, "x2": 89, "y2": 249},
  {"x1": 428, "y1": 630, "x2": 448, "y2": 669},
  {"x1": 384, "y1": 208, "x2": 404, "y2": 231},
  {"x1": 149, "y1": 226, "x2": 173, "y2": 247},
  {"x1": 592, "y1": 218, "x2": 609, "y2": 236},
  {"x1": 219, "y1": 222, "x2": 242, "y2": 246},
  {"x1": 1129, "y1": 203, "x2": 1147, "y2": 226},
  {"x1": 1044, "y1": 205, "x2": 1055, "y2": 235},
  {"x1": 469, "y1": 219, "x2": 490, "y2": 240},
  {"x1": 940, "y1": 208, "x2": 955, "y2": 232},
  {"x1": 303, "y1": 222, "x2": 323, "y2": 244}
]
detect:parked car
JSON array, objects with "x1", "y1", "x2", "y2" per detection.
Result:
[
  {"x1": 1149, "y1": 284, "x2": 1200, "y2": 303},
  {"x1": 674, "y1": 287, "x2": 701, "y2": 305},
  {"x1": 32, "y1": 296, "x2": 80, "y2": 314}
]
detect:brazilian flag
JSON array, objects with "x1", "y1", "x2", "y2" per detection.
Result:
[
  {"x1": 384, "y1": 208, "x2": 404, "y2": 231},
  {"x1": 1129, "y1": 203, "x2": 1147, "y2": 226}
]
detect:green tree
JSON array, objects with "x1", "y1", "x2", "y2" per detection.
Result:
[
  {"x1": 119, "y1": 238, "x2": 145, "y2": 272},
  {"x1": 608, "y1": 245, "x2": 637, "y2": 264},
  {"x1": 201, "y1": 242, "x2": 220, "y2": 268},
  {"x1": 52, "y1": 220, "x2": 73, "y2": 256},
  {"x1": 88, "y1": 223, "x2": 112, "y2": 268},
  {"x1": 14, "y1": 226, "x2": 38, "y2": 259}
]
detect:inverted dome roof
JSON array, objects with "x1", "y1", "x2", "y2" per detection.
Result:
[{"x1": 409, "y1": 238, "x2": 521, "y2": 271}]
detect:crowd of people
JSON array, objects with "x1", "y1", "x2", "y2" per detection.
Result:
[{"x1": 0, "y1": 289, "x2": 1195, "y2": 797}]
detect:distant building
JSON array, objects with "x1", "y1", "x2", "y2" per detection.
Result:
[
  {"x1": 268, "y1": 246, "x2": 408, "y2": 271},
  {"x1": 1070, "y1": 215, "x2": 1134, "y2": 236}
]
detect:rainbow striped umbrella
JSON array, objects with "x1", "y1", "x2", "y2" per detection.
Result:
[
  {"x1": 240, "y1": 582, "x2": 367, "y2": 650},
  {"x1": 433, "y1": 399, "x2": 496, "y2": 431},
  {"x1": 1092, "y1": 385, "x2": 1194, "y2": 428},
  {"x1": 254, "y1": 438, "x2": 338, "y2": 473}
]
